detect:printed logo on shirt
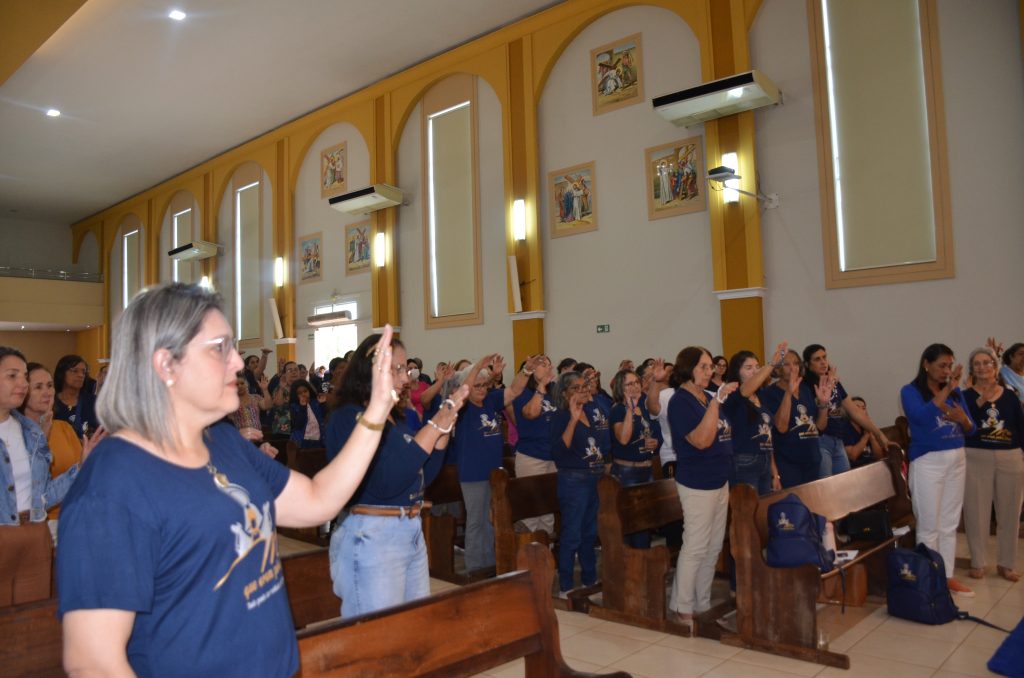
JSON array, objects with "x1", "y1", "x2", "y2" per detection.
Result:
[
  {"x1": 540, "y1": 399, "x2": 558, "y2": 414},
  {"x1": 589, "y1": 407, "x2": 608, "y2": 431},
  {"x1": 211, "y1": 475, "x2": 283, "y2": 612},
  {"x1": 794, "y1": 404, "x2": 819, "y2": 438},
  {"x1": 583, "y1": 437, "x2": 603, "y2": 463},
  {"x1": 757, "y1": 412, "x2": 773, "y2": 441},
  {"x1": 479, "y1": 413, "x2": 502, "y2": 437},
  {"x1": 828, "y1": 384, "x2": 843, "y2": 418},
  {"x1": 979, "y1": 405, "x2": 1012, "y2": 443},
  {"x1": 716, "y1": 416, "x2": 732, "y2": 443}
]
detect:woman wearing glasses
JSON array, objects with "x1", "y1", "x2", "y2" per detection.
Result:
[
  {"x1": 53, "y1": 354, "x2": 99, "y2": 437},
  {"x1": 962, "y1": 347, "x2": 1024, "y2": 583},
  {"x1": 57, "y1": 283, "x2": 399, "y2": 676},
  {"x1": 608, "y1": 368, "x2": 659, "y2": 548},
  {"x1": 709, "y1": 355, "x2": 727, "y2": 390},
  {"x1": 328, "y1": 335, "x2": 469, "y2": 617},
  {"x1": 761, "y1": 350, "x2": 831, "y2": 488}
]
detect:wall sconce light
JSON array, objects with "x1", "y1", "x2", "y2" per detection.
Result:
[
  {"x1": 512, "y1": 199, "x2": 527, "y2": 241},
  {"x1": 199, "y1": 275, "x2": 213, "y2": 290},
  {"x1": 374, "y1": 232, "x2": 387, "y2": 268},
  {"x1": 273, "y1": 257, "x2": 285, "y2": 287},
  {"x1": 721, "y1": 152, "x2": 740, "y2": 204}
]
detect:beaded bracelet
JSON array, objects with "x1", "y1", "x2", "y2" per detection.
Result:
[
  {"x1": 356, "y1": 413, "x2": 386, "y2": 431},
  {"x1": 427, "y1": 418, "x2": 454, "y2": 434}
]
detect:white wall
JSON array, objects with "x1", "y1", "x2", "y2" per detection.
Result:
[
  {"x1": 751, "y1": 0, "x2": 1024, "y2": 421},
  {"x1": 294, "y1": 123, "x2": 373, "y2": 366},
  {"x1": 0, "y1": 216, "x2": 98, "y2": 274},
  {"x1": 538, "y1": 5, "x2": 722, "y2": 383},
  {"x1": 395, "y1": 80, "x2": 515, "y2": 372}
]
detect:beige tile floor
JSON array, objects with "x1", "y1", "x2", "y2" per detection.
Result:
[{"x1": 468, "y1": 532, "x2": 1024, "y2": 678}]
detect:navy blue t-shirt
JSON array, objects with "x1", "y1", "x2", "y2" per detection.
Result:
[
  {"x1": 609, "y1": 401, "x2": 658, "y2": 462},
  {"x1": 549, "y1": 403, "x2": 610, "y2": 471},
  {"x1": 964, "y1": 388, "x2": 1024, "y2": 450},
  {"x1": 327, "y1": 404, "x2": 444, "y2": 506},
  {"x1": 57, "y1": 424, "x2": 297, "y2": 678},
  {"x1": 722, "y1": 391, "x2": 774, "y2": 459},
  {"x1": 821, "y1": 380, "x2": 850, "y2": 438},
  {"x1": 839, "y1": 419, "x2": 876, "y2": 465},
  {"x1": 761, "y1": 383, "x2": 820, "y2": 468},
  {"x1": 513, "y1": 388, "x2": 556, "y2": 461},
  {"x1": 54, "y1": 389, "x2": 98, "y2": 437},
  {"x1": 453, "y1": 389, "x2": 506, "y2": 482},
  {"x1": 668, "y1": 388, "x2": 733, "y2": 490}
]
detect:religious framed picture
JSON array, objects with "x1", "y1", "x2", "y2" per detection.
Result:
[
  {"x1": 643, "y1": 136, "x2": 707, "y2": 220},
  {"x1": 590, "y1": 33, "x2": 644, "y2": 116},
  {"x1": 345, "y1": 221, "x2": 371, "y2": 275},
  {"x1": 320, "y1": 141, "x2": 347, "y2": 199},
  {"x1": 548, "y1": 161, "x2": 597, "y2": 238},
  {"x1": 298, "y1": 232, "x2": 323, "y2": 284}
]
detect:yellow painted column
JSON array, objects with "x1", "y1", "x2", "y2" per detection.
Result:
[
  {"x1": 375, "y1": 93, "x2": 401, "y2": 331},
  {"x1": 508, "y1": 35, "x2": 546, "y2": 367},
  {"x1": 704, "y1": 0, "x2": 767, "y2": 360}
]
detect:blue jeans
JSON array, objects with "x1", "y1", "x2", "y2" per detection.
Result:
[
  {"x1": 460, "y1": 481, "x2": 495, "y2": 572},
  {"x1": 329, "y1": 512, "x2": 429, "y2": 619},
  {"x1": 557, "y1": 467, "x2": 602, "y2": 592},
  {"x1": 611, "y1": 462, "x2": 653, "y2": 548},
  {"x1": 818, "y1": 434, "x2": 851, "y2": 478},
  {"x1": 731, "y1": 452, "x2": 772, "y2": 495}
]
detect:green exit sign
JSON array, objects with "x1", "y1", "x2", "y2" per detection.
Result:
[{"x1": 596, "y1": 324, "x2": 610, "y2": 333}]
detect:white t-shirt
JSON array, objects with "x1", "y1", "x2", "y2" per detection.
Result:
[
  {"x1": 657, "y1": 387, "x2": 676, "y2": 465},
  {"x1": 0, "y1": 416, "x2": 32, "y2": 512}
]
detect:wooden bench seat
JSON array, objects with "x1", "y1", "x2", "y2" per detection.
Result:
[
  {"x1": 588, "y1": 475, "x2": 696, "y2": 635},
  {"x1": 297, "y1": 542, "x2": 631, "y2": 678},
  {"x1": 491, "y1": 467, "x2": 559, "y2": 575},
  {"x1": 724, "y1": 453, "x2": 913, "y2": 669},
  {"x1": 422, "y1": 463, "x2": 490, "y2": 583},
  {"x1": 279, "y1": 443, "x2": 331, "y2": 546},
  {"x1": 0, "y1": 548, "x2": 338, "y2": 676}
]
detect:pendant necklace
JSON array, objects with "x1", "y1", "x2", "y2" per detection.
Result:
[{"x1": 206, "y1": 461, "x2": 229, "y2": 488}]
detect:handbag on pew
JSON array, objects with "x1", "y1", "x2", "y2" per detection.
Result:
[
  {"x1": 843, "y1": 508, "x2": 892, "y2": 542},
  {"x1": 765, "y1": 494, "x2": 835, "y2": 573},
  {"x1": 887, "y1": 544, "x2": 1011, "y2": 632}
]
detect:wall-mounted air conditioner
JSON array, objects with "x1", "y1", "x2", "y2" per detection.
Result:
[
  {"x1": 652, "y1": 70, "x2": 781, "y2": 128},
  {"x1": 328, "y1": 184, "x2": 404, "y2": 215},
  {"x1": 168, "y1": 240, "x2": 219, "y2": 261}
]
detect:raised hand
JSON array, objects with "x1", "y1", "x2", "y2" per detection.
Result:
[
  {"x1": 524, "y1": 354, "x2": 543, "y2": 374},
  {"x1": 651, "y1": 358, "x2": 668, "y2": 382},
  {"x1": 490, "y1": 355, "x2": 507, "y2": 376},
  {"x1": 715, "y1": 381, "x2": 739, "y2": 403},
  {"x1": 82, "y1": 426, "x2": 108, "y2": 461},
  {"x1": 787, "y1": 369, "x2": 802, "y2": 396},
  {"x1": 365, "y1": 325, "x2": 398, "y2": 421},
  {"x1": 986, "y1": 337, "x2": 1004, "y2": 358},
  {"x1": 258, "y1": 373, "x2": 269, "y2": 391},
  {"x1": 814, "y1": 377, "x2": 832, "y2": 406},
  {"x1": 948, "y1": 363, "x2": 964, "y2": 390},
  {"x1": 569, "y1": 392, "x2": 586, "y2": 421},
  {"x1": 773, "y1": 342, "x2": 788, "y2": 366}
]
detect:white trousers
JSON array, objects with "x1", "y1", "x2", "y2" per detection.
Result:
[
  {"x1": 909, "y1": 447, "x2": 966, "y2": 577},
  {"x1": 963, "y1": 447, "x2": 1024, "y2": 570},
  {"x1": 670, "y1": 482, "x2": 729, "y2": 615}
]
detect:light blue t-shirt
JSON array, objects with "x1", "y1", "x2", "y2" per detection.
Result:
[{"x1": 1000, "y1": 365, "x2": 1024, "y2": 404}]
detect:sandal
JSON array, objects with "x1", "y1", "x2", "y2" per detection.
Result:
[
  {"x1": 968, "y1": 567, "x2": 986, "y2": 579},
  {"x1": 997, "y1": 566, "x2": 1021, "y2": 583}
]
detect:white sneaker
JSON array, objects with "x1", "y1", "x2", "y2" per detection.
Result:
[{"x1": 558, "y1": 590, "x2": 570, "y2": 600}]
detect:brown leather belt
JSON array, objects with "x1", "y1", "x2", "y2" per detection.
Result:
[
  {"x1": 613, "y1": 459, "x2": 652, "y2": 468},
  {"x1": 350, "y1": 501, "x2": 432, "y2": 518}
]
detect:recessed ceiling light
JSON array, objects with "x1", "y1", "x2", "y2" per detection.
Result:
[
  {"x1": 20, "y1": 325, "x2": 25, "y2": 330},
  {"x1": 86, "y1": 325, "x2": 90, "y2": 328},
  {"x1": 46, "y1": 109, "x2": 61, "y2": 117},
  {"x1": 168, "y1": 9, "x2": 186, "y2": 21}
]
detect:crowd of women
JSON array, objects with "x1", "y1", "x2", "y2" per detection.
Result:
[{"x1": 0, "y1": 280, "x2": 1021, "y2": 674}]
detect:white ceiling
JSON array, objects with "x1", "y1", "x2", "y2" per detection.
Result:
[{"x1": 0, "y1": 0, "x2": 562, "y2": 225}]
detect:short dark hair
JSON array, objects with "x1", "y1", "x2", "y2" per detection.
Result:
[
  {"x1": 1004, "y1": 343, "x2": 1024, "y2": 367},
  {"x1": 911, "y1": 343, "x2": 955, "y2": 401},
  {"x1": 0, "y1": 346, "x2": 26, "y2": 364},
  {"x1": 670, "y1": 347, "x2": 710, "y2": 387},
  {"x1": 557, "y1": 357, "x2": 577, "y2": 373},
  {"x1": 328, "y1": 356, "x2": 344, "y2": 372}
]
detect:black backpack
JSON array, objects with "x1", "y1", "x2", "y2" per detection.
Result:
[{"x1": 766, "y1": 493, "x2": 835, "y2": 572}]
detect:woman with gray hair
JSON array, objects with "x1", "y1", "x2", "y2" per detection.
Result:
[
  {"x1": 56, "y1": 283, "x2": 398, "y2": 677},
  {"x1": 962, "y1": 346, "x2": 1024, "y2": 582}
]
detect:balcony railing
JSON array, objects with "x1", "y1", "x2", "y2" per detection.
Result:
[{"x1": 0, "y1": 266, "x2": 103, "y2": 283}]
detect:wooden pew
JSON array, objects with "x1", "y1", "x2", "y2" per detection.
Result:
[
  {"x1": 279, "y1": 443, "x2": 331, "y2": 546},
  {"x1": 0, "y1": 549, "x2": 339, "y2": 676},
  {"x1": 297, "y1": 542, "x2": 631, "y2": 678},
  {"x1": 724, "y1": 454, "x2": 913, "y2": 669},
  {"x1": 490, "y1": 467, "x2": 559, "y2": 575},
  {"x1": 589, "y1": 475, "x2": 694, "y2": 635}
]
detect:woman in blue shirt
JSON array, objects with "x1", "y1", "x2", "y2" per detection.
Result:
[
  {"x1": 962, "y1": 347, "x2": 1024, "y2": 583},
  {"x1": 288, "y1": 379, "x2": 325, "y2": 448},
  {"x1": 328, "y1": 334, "x2": 469, "y2": 618},
  {"x1": 761, "y1": 350, "x2": 831, "y2": 488},
  {"x1": 899, "y1": 343, "x2": 976, "y2": 597},
  {"x1": 512, "y1": 355, "x2": 557, "y2": 535},
  {"x1": 666, "y1": 346, "x2": 738, "y2": 625},
  {"x1": 451, "y1": 353, "x2": 535, "y2": 573},
  {"x1": 608, "y1": 369, "x2": 659, "y2": 547},
  {"x1": 550, "y1": 370, "x2": 609, "y2": 595},
  {"x1": 999, "y1": 342, "x2": 1024, "y2": 402},
  {"x1": 723, "y1": 343, "x2": 788, "y2": 495}
]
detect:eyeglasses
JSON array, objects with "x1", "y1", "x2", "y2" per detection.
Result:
[
  {"x1": 697, "y1": 364, "x2": 714, "y2": 372},
  {"x1": 201, "y1": 336, "x2": 237, "y2": 364},
  {"x1": 973, "y1": 359, "x2": 996, "y2": 368}
]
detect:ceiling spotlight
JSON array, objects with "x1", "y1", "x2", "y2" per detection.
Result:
[
  {"x1": 168, "y1": 9, "x2": 186, "y2": 21},
  {"x1": 20, "y1": 325, "x2": 25, "y2": 330},
  {"x1": 46, "y1": 109, "x2": 61, "y2": 117}
]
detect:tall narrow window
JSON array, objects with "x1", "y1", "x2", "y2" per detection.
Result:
[
  {"x1": 235, "y1": 181, "x2": 261, "y2": 341},
  {"x1": 172, "y1": 208, "x2": 193, "y2": 283},
  {"x1": 122, "y1": 229, "x2": 140, "y2": 307},
  {"x1": 421, "y1": 74, "x2": 482, "y2": 328},
  {"x1": 810, "y1": 0, "x2": 952, "y2": 287}
]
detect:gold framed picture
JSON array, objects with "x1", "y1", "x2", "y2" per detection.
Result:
[
  {"x1": 345, "y1": 221, "x2": 371, "y2": 275},
  {"x1": 548, "y1": 161, "x2": 597, "y2": 238},
  {"x1": 320, "y1": 141, "x2": 347, "y2": 199},
  {"x1": 590, "y1": 33, "x2": 644, "y2": 116},
  {"x1": 643, "y1": 136, "x2": 706, "y2": 220},
  {"x1": 298, "y1": 232, "x2": 323, "y2": 284}
]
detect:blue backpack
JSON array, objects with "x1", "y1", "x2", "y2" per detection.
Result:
[{"x1": 766, "y1": 494, "x2": 835, "y2": 572}]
